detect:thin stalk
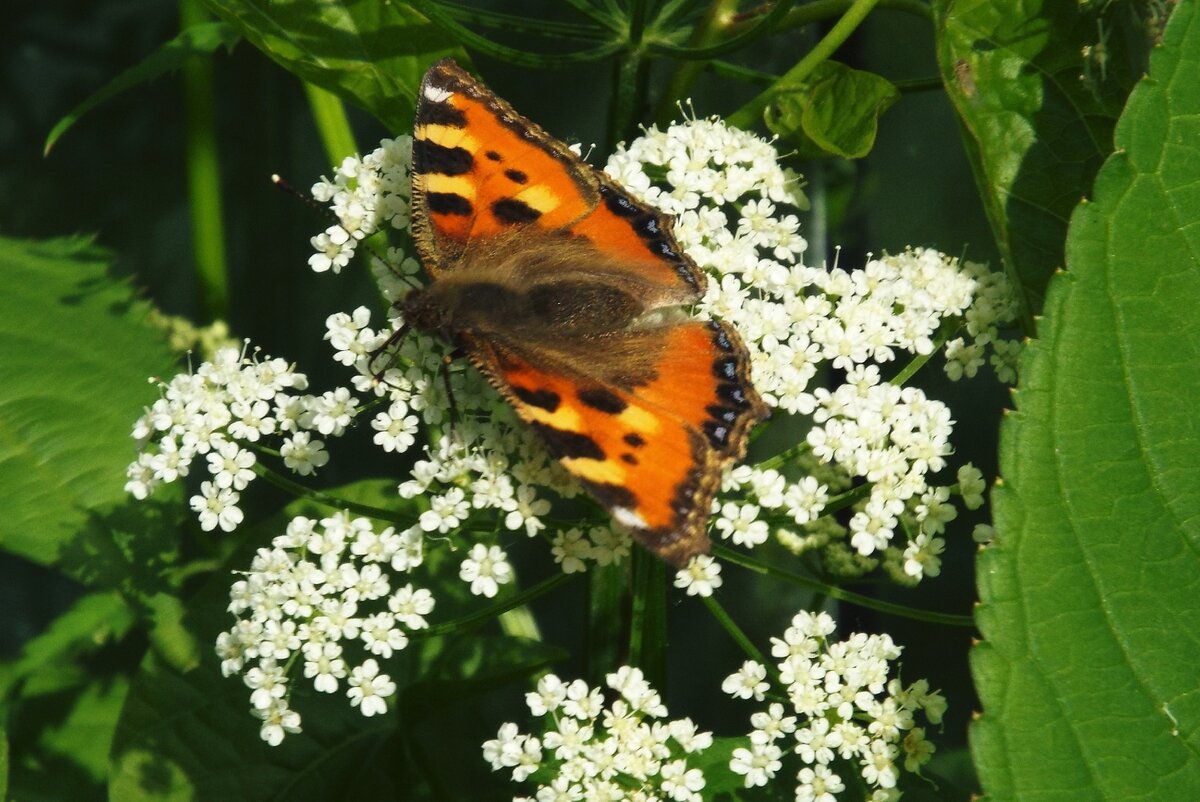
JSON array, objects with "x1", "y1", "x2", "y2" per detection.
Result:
[
  {"x1": 713, "y1": 544, "x2": 975, "y2": 627},
  {"x1": 728, "y1": 0, "x2": 884, "y2": 130},
  {"x1": 653, "y1": 0, "x2": 740, "y2": 125},
  {"x1": 419, "y1": 573, "x2": 573, "y2": 638},
  {"x1": 180, "y1": 0, "x2": 228, "y2": 321},
  {"x1": 700, "y1": 594, "x2": 769, "y2": 667},
  {"x1": 250, "y1": 461, "x2": 419, "y2": 524},
  {"x1": 609, "y1": 0, "x2": 651, "y2": 147},
  {"x1": 303, "y1": 82, "x2": 357, "y2": 166},
  {"x1": 628, "y1": 548, "x2": 667, "y2": 688},
  {"x1": 585, "y1": 561, "x2": 628, "y2": 685}
]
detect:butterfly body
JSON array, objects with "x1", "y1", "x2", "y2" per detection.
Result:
[{"x1": 405, "y1": 59, "x2": 768, "y2": 566}]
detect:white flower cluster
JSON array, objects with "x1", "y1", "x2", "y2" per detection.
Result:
[
  {"x1": 125, "y1": 346, "x2": 354, "y2": 531},
  {"x1": 216, "y1": 512, "x2": 433, "y2": 744},
  {"x1": 604, "y1": 119, "x2": 1017, "y2": 583},
  {"x1": 483, "y1": 667, "x2": 713, "y2": 801},
  {"x1": 723, "y1": 610, "x2": 945, "y2": 800},
  {"x1": 307, "y1": 137, "x2": 413, "y2": 274}
]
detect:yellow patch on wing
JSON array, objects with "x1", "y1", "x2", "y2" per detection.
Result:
[
  {"x1": 415, "y1": 124, "x2": 480, "y2": 154},
  {"x1": 617, "y1": 404, "x2": 661, "y2": 435},
  {"x1": 560, "y1": 456, "x2": 627, "y2": 486},
  {"x1": 514, "y1": 185, "x2": 562, "y2": 215},
  {"x1": 522, "y1": 403, "x2": 583, "y2": 432},
  {"x1": 423, "y1": 174, "x2": 478, "y2": 201}
]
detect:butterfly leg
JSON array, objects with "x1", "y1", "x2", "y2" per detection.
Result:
[
  {"x1": 367, "y1": 322, "x2": 411, "y2": 389},
  {"x1": 439, "y1": 351, "x2": 463, "y2": 435}
]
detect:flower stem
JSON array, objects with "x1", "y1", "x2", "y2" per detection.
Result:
[
  {"x1": 628, "y1": 548, "x2": 667, "y2": 688},
  {"x1": 249, "y1": 461, "x2": 418, "y2": 524},
  {"x1": 179, "y1": 0, "x2": 228, "y2": 321},
  {"x1": 303, "y1": 82, "x2": 358, "y2": 166},
  {"x1": 419, "y1": 573, "x2": 573, "y2": 638},
  {"x1": 713, "y1": 544, "x2": 975, "y2": 627}
]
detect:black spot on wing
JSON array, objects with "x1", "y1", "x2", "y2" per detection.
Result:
[
  {"x1": 583, "y1": 480, "x2": 637, "y2": 511},
  {"x1": 531, "y1": 422, "x2": 604, "y2": 461},
  {"x1": 713, "y1": 357, "x2": 738, "y2": 381},
  {"x1": 621, "y1": 453, "x2": 638, "y2": 465},
  {"x1": 578, "y1": 387, "x2": 627, "y2": 414},
  {"x1": 426, "y1": 192, "x2": 473, "y2": 217},
  {"x1": 704, "y1": 421, "x2": 731, "y2": 449},
  {"x1": 623, "y1": 432, "x2": 646, "y2": 448},
  {"x1": 514, "y1": 387, "x2": 560, "y2": 412},
  {"x1": 492, "y1": 198, "x2": 542, "y2": 224},
  {"x1": 504, "y1": 169, "x2": 528, "y2": 184},
  {"x1": 413, "y1": 139, "x2": 473, "y2": 176},
  {"x1": 485, "y1": 150, "x2": 503, "y2": 161},
  {"x1": 421, "y1": 100, "x2": 466, "y2": 128}
]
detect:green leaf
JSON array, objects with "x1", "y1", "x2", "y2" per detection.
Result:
[
  {"x1": 0, "y1": 592, "x2": 135, "y2": 701},
  {"x1": 935, "y1": 0, "x2": 1147, "y2": 324},
  {"x1": 110, "y1": 480, "x2": 563, "y2": 801},
  {"x1": 0, "y1": 726, "x2": 8, "y2": 801},
  {"x1": 44, "y1": 22, "x2": 241, "y2": 154},
  {"x1": 763, "y1": 60, "x2": 899, "y2": 159},
  {"x1": 973, "y1": 3, "x2": 1200, "y2": 800},
  {"x1": 0, "y1": 236, "x2": 177, "y2": 567},
  {"x1": 200, "y1": 0, "x2": 464, "y2": 132}
]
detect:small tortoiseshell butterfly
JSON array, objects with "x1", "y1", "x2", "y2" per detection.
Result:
[{"x1": 402, "y1": 58, "x2": 768, "y2": 566}]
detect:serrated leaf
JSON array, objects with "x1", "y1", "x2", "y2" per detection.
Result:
[
  {"x1": 764, "y1": 61, "x2": 899, "y2": 160},
  {"x1": 44, "y1": 22, "x2": 241, "y2": 155},
  {"x1": 110, "y1": 480, "x2": 563, "y2": 801},
  {"x1": 973, "y1": 3, "x2": 1200, "y2": 800},
  {"x1": 200, "y1": 0, "x2": 464, "y2": 132},
  {"x1": 935, "y1": 0, "x2": 1146, "y2": 323},
  {"x1": 0, "y1": 236, "x2": 177, "y2": 567}
]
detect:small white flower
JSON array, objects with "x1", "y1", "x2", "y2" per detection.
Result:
[
  {"x1": 347, "y1": 658, "x2": 396, "y2": 717},
  {"x1": 459, "y1": 543, "x2": 514, "y2": 598},
  {"x1": 190, "y1": 481, "x2": 243, "y2": 532},
  {"x1": 722, "y1": 661, "x2": 769, "y2": 701},
  {"x1": 280, "y1": 431, "x2": 330, "y2": 475},
  {"x1": 673, "y1": 554, "x2": 723, "y2": 597}
]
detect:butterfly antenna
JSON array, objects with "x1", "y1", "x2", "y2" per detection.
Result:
[{"x1": 270, "y1": 174, "x2": 421, "y2": 291}]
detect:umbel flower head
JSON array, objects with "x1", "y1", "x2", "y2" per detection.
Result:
[{"x1": 483, "y1": 667, "x2": 713, "y2": 801}]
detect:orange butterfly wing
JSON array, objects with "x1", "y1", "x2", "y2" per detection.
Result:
[{"x1": 408, "y1": 58, "x2": 768, "y2": 566}]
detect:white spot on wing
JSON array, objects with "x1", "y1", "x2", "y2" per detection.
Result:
[
  {"x1": 423, "y1": 84, "x2": 452, "y2": 103},
  {"x1": 612, "y1": 507, "x2": 649, "y2": 530}
]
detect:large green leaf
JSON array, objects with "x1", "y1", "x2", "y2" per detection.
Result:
[
  {"x1": 200, "y1": 0, "x2": 464, "y2": 132},
  {"x1": 763, "y1": 60, "x2": 899, "y2": 160},
  {"x1": 0, "y1": 236, "x2": 177, "y2": 567},
  {"x1": 935, "y1": 0, "x2": 1146, "y2": 325},
  {"x1": 973, "y1": 3, "x2": 1200, "y2": 800},
  {"x1": 110, "y1": 480, "x2": 564, "y2": 801}
]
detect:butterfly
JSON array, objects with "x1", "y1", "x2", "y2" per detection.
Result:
[{"x1": 401, "y1": 58, "x2": 768, "y2": 566}]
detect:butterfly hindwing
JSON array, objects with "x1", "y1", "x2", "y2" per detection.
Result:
[{"x1": 460, "y1": 318, "x2": 765, "y2": 566}]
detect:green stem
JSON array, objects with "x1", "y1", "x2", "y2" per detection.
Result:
[
  {"x1": 586, "y1": 561, "x2": 628, "y2": 685},
  {"x1": 250, "y1": 462, "x2": 418, "y2": 524},
  {"x1": 771, "y1": 0, "x2": 931, "y2": 31},
  {"x1": 728, "y1": 0, "x2": 884, "y2": 130},
  {"x1": 419, "y1": 573, "x2": 573, "y2": 638},
  {"x1": 713, "y1": 544, "x2": 975, "y2": 628},
  {"x1": 700, "y1": 594, "x2": 769, "y2": 666},
  {"x1": 303, "y1": 82, "x2": 358, "y2": 166},
  {"x1": 179, "y1": 0, "x2": 228, "y2": 321},
  {"x1": 628, "y1": 548, "x2": 667, "y2": 687},
  {"x1": 609, "y1": 0, "x2": 651, "y2": 147},
  {"x1": 653, "y1": 0, "x2": 740, "y2": 125},
  {"x1": 889, "y1": 317, "x2": 958, "y2": 386}
]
